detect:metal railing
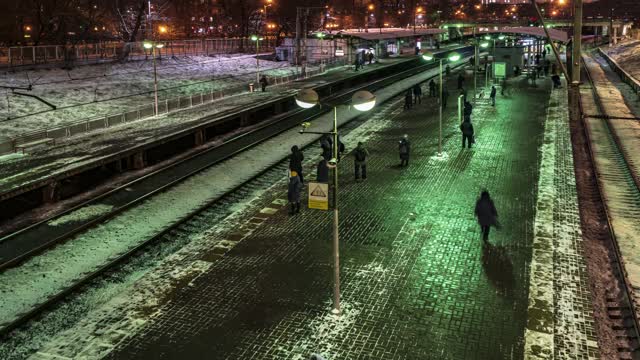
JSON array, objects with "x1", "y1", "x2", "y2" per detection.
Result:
[
  {"x1": 0, "y1": 38, "x2": 277, "y2": 68},
  {"x1": 0, "y1": 57, "x2": 348, "y2": 155},
  {"x1": 597, "y1": 47, "x2": 640, "y2": 97}
]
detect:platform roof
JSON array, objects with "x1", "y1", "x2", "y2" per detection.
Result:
[
  {"x1": 341, "y1": 28, "x2": 446, "y2": 41},
  {"x1": 475, "y1": 26, "x2": 569, "y2": 42}
]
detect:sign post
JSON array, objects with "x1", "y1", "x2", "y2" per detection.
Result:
[{"x1": 308, "y1": 182, "x2": 329, "y2": 210}]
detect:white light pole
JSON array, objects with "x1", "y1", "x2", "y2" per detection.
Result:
[
  {"x1": 316, "y1": 32, "x2": 326, "y2": 71},
  {"x1": 295, "y1": 88, "x2": 376, "y2": 315},
  {"x1": 423, "y1": 51, "x2": 461, "y2": 155},
  {"x1": 251, "y1": 35, "x2": 263, "y2": 86},
  {"x1": 144, "y1": 41, "x2": 164, "y2": 116}
]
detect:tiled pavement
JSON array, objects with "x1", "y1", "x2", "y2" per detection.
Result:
[
  {"x1": 99, "y1": 74, "x2": 555, "y2": 360},
  {"x1": 31, "y1": 75, "x2": 597, "y2": 359}
]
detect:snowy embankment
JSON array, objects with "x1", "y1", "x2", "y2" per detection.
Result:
[
  {"x1": 603, "y1": 40, "x2": 640, "y2": 82},
  {"x1": 0, "y1": 53, "x2": 300, "y2": 137},
  {"x1": 0, "y1": 62, "x2": 452, "y2": 357}
]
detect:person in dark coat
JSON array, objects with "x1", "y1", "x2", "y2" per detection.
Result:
[
  {"x1": 320, "y1": 135, "x2": 332, "y2": 161},
  {"x1": 490, "y1": 85, "x2": 497, "y2": 106},
  {"x1": 368, "y1": 52, "x2": 374, "y2": 65},
  {"x1": 445, "y1": 64, "x2": 451, "y2": 76},
  {"x1": 552, "y1": 74, "x2": 562, "y2": 89},
  {"x1": 404, "y1": 89, "x2": 413, "y2": 110},
  {"x1": 337, "y1": 135, "x2": 345, "y2": 161},
  {"x1": 316, "y1": 159, "x2": 329, "y2": 183},
  {"x1": 457, "y1": 73, "x2": 465, "y2": 90},
  {"x1": 441, "y1": 86, "x2": 449, "y2": 109},
  {"x1": 288, "y1": 171, "x2": 303, "y2": 215},
  {"x1": 460, "y1": 117, "x2": 474, "y2": 149},
  {"x1": 399, "y1": 134, "x2": 410, "y2": 167},
  {"x1": 354, "y1": 57, "x2": 360, "y2": 71},
  {"x1": 463, "y1": 100, "x2": 473, "y2": 122},
  {"x1": 353, "y1": 142, "x2": 369, "y2": 180},
  {"x1": 475, "y1": 190, "x2": 498, "y2": 243},
  {"x1": 435, "y1": 39, "x2": 440, "y2": 50},
  {"x1": 429, "y1": 79, "x2": 437, "y2": 97},
  {"x1": 413, "y1": 84, "x2": 422, "y2": 105},
  {"x1": 289, "y1": 145, "x2": 305, "y2": 184},
  {"x1": 260, "y1": 75, "x2": 268, "y2": 92}
]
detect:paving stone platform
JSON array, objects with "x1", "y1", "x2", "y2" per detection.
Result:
[{"x1": 30, "y1": 75, "x2": 598, "y2": 359}]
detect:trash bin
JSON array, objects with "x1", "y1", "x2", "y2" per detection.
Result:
[{"x1": 249, "y1": 83, "x2": 255, "y2": 92}]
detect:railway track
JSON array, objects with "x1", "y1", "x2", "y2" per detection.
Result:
[
  {"x1": 0, "y1": 46, "x2": 474, "y2": 338},
  {"x1": 580, "y1": 57, "x2": 640, "y2": 358}
]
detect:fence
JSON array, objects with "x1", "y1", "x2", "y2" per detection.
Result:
[
  {"x1": 597, "y1": 47, "x2": 640, "y2": 98},
  {"x1": 0, "y1": 37, "x2": 277, "y2": 68},
  {"x1": 0, "y1": 57, "x2": 348, "y2": 155}
]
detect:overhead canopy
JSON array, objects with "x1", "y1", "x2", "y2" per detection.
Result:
[
  {"x1": 477, "y1": 27, "x2": 569, "y2": 42},
  {"x1": 340, "y1": 28, "x2": 446, "y2": 41}
]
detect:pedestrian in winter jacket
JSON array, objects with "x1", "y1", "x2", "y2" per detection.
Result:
[
  {"x1": 429, "y1": 79, "x2": 437, "y2": 97},
  {"x1": 404, "y1": 89, "x2": 413, "y2": 110},
  {"x1": 457, "y1": 73, "x2": 465, "y2": 90},
  {"x1": 289, "y1": 145, "x2": 305, "y2": 184},
  {"x1": 353, "y1": 142, "x2": 369, "y2": 180},
  {"x1": 320, "y1": 135, "x2": 332, "y2": 161},
  {"x1": 399, "y1": 134, "x2": 410, "y2": 167},
  {"x1": 441, "y1": 87, "x2": 449, "y2": 109},
  {"x1": 413, "y1": 84, "x2": 422, "y2": 105},
  {"x1": 463, "y1": 100, "x2": 473, "y2": 122},
  {"x1": 260, "y1": 75, "x2": 268, "y2": 92},
  {"x1": 288, "y1": 171, "x2": 303, "y2": 215},
  {"x1": 490, "y1": 86, "x2": 497, "y2": 106},
  {"x1": 460, "y1": 118, "x2": 474, "y2": 149},
  {"x1": 474, "y1": 190, "x2": 499, "y2": 242},
  {"x1": 316, "y1": 159, "x2": 329, "y2": 183}
]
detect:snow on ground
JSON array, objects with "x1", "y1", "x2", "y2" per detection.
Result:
[
  {"x1": 603, "y1": 40, "x2": 640, "y2": 81},
  {"x1": 13, "y1": 84, "x2": 412, "y2": 359},
  {"x1": 0, "y1": 53, "x2": 299, "y2": 137},
  {"x1": 47, "y1": 204, "x2": 114, "y2": 227}
]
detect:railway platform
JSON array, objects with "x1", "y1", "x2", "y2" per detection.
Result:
[{"x1": 22, "y1": 74, "x2": 599, "y2": 359}]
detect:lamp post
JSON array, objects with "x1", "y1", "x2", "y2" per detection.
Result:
[
  {"x1": 316, "y1": 32, "x2": 325, "y2": 70},
  {"x1": 251, "y1": 35, "x2": 264, "y2": 86},
  {"x1": 295, "y1": 88, "x2": 376, "y2": 315},
  {"x1": 143, "y1": 41, "x2": 164, "y2": 116},
  {"x1": 423, "y1": 51, "x2": 461, "y2": 155}
]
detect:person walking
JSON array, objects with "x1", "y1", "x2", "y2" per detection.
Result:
[
  {"x1": 399, "y1": 134, "x2": 410, "y2": 167},
  {"x1": 413, "y1": 84, "x2": 422, "y2": 105},
  {"x1": 260, "y1": 75, "x2": 269, "y2": 92},
  {"x1": 353, "y1": 142, "x2": 369, "y2": 180},
  {"x1": 490, "y1": 85, "x2": 497, "y2": 106},
  {"x1": 289, "y1": 145, "x2": 305, "y2": 184},
  {"x1": 460, "y1": 117, "x2": 474, "y2": 149},
  {"x1": 457, "y1": 73, "x2": 465, "y2": 90},
  {"x1": 288, "y1": 170, "x2": 303, "y2": 215},
  {"x1": 368, "y1": 52, "x2": 374, "y2": 65},
  {"x1": 445, "y1": 64, "x2": 451, "y2": 77},
  {"x1": 429, "y1": 79, "x2": 437, "y2": 97},
  {"x1": 354, "y1": 57, "x2": 360, "y2": 71},
  {"x1": 474, "y1": 190, "x2": 499, "y2": 243},
  {"x1": 500, "y1": 78, "x2": 507, "y2": 96},
  {"x1": 404, "y1": 89, "x2": 413, "y2": 110},
  {"x1": 337, "y1": 134, "x2": 345, "y2": 161},
  {"x1": 463, "y1": 100, "x2": 473, "y2": 122},
  {"x1": 442, "y1": 86, "x2": 449, "y2": 109},
  {"x1": 316, "y1": 158, "x2": 329, "y2": 183}
]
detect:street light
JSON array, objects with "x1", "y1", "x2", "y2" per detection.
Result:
[
  {"x1": 251, "y1": 35, "x2": 264, "y2": 86},
  {"x1": 316, "y1": 32, "x2": 326, "y2": 70},
  {"x1": 423, "y1": 51, "x2": 461, "y2": 155},
  {"x1": 295, "y1": 88, "x2": 376, "y2": 315},
  {"x1": 143, "y1": 41, "x2": 164, "y2": 116}
]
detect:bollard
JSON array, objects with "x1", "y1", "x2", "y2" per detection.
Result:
[{"x1": 249, "y1": 83, "x2": 255, "y2": 92}]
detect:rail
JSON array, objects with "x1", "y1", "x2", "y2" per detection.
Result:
[
  {"x1": 597, "y1": 47, "x2": 640, "y2": 98},
  {"x1": 580, "y1": 56, "x2": 640, "y2": 349}
]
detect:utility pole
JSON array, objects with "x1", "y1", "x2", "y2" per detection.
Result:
[
  {"x1": 572, "y1": 0, "x2": 583, "y2": 84},
  {"x1": 295, "y1": 8, "x2": 301, "y2": 74}
]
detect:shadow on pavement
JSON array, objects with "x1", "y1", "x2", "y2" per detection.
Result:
[{"x1": 481, "y1": 241, "x2": 515, "y2": 297}]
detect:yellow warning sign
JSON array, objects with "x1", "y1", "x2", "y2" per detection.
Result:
[{"x1": 308, "y1": 182, "x2": 329, "y2": 210}]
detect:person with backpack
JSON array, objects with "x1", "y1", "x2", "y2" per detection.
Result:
[
  {"x1": 353, "y1": 142, "x2": 369, "y2": 180},
  {"x1": 460, "y1": 117, "x2": 474, "y2": 149},
  {"x1": 475, "y1": 190, "x2": 499, "y2": 243},
  {"x1": 289, "y1": 145, "x2": 305, "y2": 184},
  {"x1": 490, "y1": 85, "x2": 497, "y2": 106},
  {"x1": 413, "y1": 84, "x2": 422, "y2": 105},
  {"x1": 288, "y1": 170, "x2": 303, "y2": 215},
  {"x1": 399, "y1": 134, "x2": 410, "y2": 167}
]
